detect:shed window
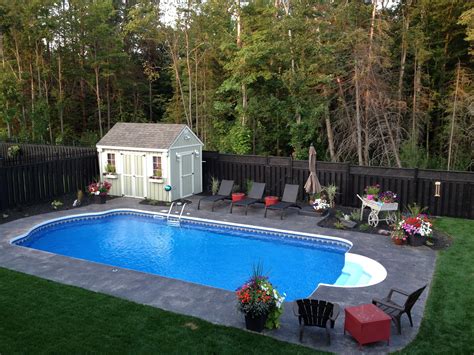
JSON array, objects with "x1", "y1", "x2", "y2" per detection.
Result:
[
  {"x1": 106, "y1": 153, "x2": 116, "y2": 173},
  {"x1": 153, "y1": 156, "x2": 162, "y2": 177},
  {"x1": 107, "y1": 153, "x2": 115, "y2": 166}
]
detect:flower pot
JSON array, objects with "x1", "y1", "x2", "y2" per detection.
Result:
[
  {"x1": 407, "y1": 233, "x2": 427, "y2": 247},
  {"x1": 244, "y1": 313, "x2": 268, "y2": 333},
  {"x1": 264, "y1": 196, "x2": 279, "y2": 207},
  {"x1": 99, "y1": 194, "x2": 107, "y2": 204},
  {"x1": 232, "y1": 193, "x2": 246, "y2": 202},
  {"x1": 393, "y1": 238, "x2": 405, "y2": 246}
]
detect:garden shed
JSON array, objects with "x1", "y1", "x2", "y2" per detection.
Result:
[{"x1": 96, "y1": 123, "x2": 203, "y2": 201}]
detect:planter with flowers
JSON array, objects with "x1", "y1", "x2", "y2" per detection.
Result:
[
  {"x1": 402, "y1": 215, "x2": 432, "y2": 246},
  {"x1": 88, "y1": 181, "x2": 112, "y2": 204},
  {"x1": 391, "y1": 228, "x2": 407, "y2": 245},
  {"x1": 311, "y1": 198, "x2": 330, "y2": 215},
  {"x1": 379, "y1": 190, "x2": 397, "y2": 203},
  {"x1": 103, "y1": 164, "x2": 118, "y2": 179},
  {"x1": 393, "y1": 209, "x2": 432, "y2": 247},
  {"x1": 364, "y1": 184, "x2": 380, "y2": 201},
  {"x1": 149, "y1": 169, "x2": 165, "y2": 184},
  {"x1": 236, "y1": 267, "x2": 286, "y2": 332}
]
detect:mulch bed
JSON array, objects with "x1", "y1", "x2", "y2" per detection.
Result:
[
  {"x1": 317, "y1": 206, "x2": 452, "y2": 250},
  {"x1": 0, "y1": 194, "x2": 116, "y2": 225}
]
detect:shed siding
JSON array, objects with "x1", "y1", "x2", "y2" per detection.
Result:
[
  {"x1": 107, "y1": 176, "x2": 121, "y2": 196},
  {"x1": 148, "y1": 181, "x2": 171, "y2": 201},
  {"x1": 170, "y1": 128, "x2": 202, "y2": 149},
  {"x1": 100, "y1": 149, "x2": 121, "y2": 196},
  {"x1": 169, "y1": 145, "x2": 202, "y2": 199}
]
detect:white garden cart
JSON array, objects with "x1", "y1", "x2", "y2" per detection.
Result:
[{"x1": 357, "y1": 194, "x2": 398, "y2": 227}]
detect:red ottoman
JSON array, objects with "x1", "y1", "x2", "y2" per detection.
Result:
[{"x1": 344, "y1": 304, "x2": 391, "y2": 348}]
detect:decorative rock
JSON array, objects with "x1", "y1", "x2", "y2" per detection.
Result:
[
  {"x1": 341, "y1": 219, "x2": 357, "y2": 228},
  {"x1": 2, "y1": 214, "x2": 8, "y2": 219}
]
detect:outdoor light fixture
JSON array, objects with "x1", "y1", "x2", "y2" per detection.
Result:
[
  {"x1": 194, "y1": 150, "x2": 200, "y2": 157},
  {"x1": 434, "y1": 181, "x2": 441, "y2": 197}
]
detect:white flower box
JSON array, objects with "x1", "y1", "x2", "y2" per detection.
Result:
[{"x1": 150, "y1": 177, "x2": 165, "y2": 183}]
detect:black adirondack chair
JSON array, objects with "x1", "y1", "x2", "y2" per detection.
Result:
[
  {"x1": 229, "y1": 182, "x2": 266, "y2": 215},
  {"x1": 293, "y1": 299, "x2": 340, "y2": 345},
  {"x1": 372, "y1": 285, "x2": 427, "y2": 334},
  {"x1": 264, "y1": 184, "x2": 301, "y2": 220},
  {"x1": 197, "y1": 180, "x2": 234, "y2": 211}
]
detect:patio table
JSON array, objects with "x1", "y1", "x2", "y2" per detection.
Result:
[{"x1": 344, "y1": 303, "x2": 391, "y2": 348}]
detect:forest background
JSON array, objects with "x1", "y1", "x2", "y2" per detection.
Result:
[{"x1": 0, "y1": 0, "x2": 472, "y2": 170}]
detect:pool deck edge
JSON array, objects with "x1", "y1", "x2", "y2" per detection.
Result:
[{"x1": 0, "y1": 197, "x2": 436, "y2": 354}]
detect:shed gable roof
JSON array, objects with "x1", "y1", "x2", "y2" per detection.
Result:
[{"x1": 96, "y1": 123, "x2": 190, "y2": 150}]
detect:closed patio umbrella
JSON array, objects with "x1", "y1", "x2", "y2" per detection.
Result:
[{"x1": 304, "y1": 144, "x2": 322, "y2": 195}]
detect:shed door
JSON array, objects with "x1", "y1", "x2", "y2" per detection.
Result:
[
  {"x1": 122, "y1": 153, "x2": 146, "y2": 198},
  {"x1": 179, "y1": 152, "x2": 194, "y2": 198}
]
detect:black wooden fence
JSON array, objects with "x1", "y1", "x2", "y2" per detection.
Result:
[
  {"x1": 0, "y1": 142, "x2": 95, "y2": 166},
  {"x1": 1, "y1": 144, "x2": 473, "y2": 219},
  {"x1": 0, "y1": 143, "x2": 99, "y2": 210},
  {"x1": 202, "y1": 151, "x2": 474, "y2": 219}
]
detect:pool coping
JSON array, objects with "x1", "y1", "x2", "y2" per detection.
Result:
[
  {"x1": 10, "y1": 208, "x2": 354, "y2": 250},
  {"x1": 0, "y1": 197, "x2": 436, "y2": 353}
]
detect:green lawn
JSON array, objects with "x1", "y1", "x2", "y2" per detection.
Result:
[
  {"x1": 399, "y1": 218, "x2": 474, "y2": 354},
  {"x1": 0, "y1": 218, "x2": 472, "y2": 353},
  {"x1": 0, "y1": 268, "x2": 318, "y2": 354}
]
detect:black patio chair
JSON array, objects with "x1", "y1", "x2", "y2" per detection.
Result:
[
  {"x1": 229, "y1": 182, "x2": 266, "y2": 215},
  {"x1": 264, "y1": 184, "x2": 301, "y2": 220},
  {"x1": 293, "y1": 299, "x2": 340, "y2": 345},
  {"x1": 197, "y1": 180, "x2": 234, "y2": 211},
  {"x1": 372, "y1": 285, "x2": 427, "y2": 334}
]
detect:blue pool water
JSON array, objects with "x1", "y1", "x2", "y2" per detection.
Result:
[{"x1": 15, "y1": 212, "x2": 350, "y2": 300}]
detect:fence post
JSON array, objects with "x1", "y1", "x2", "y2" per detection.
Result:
[
  {"x1": 289, "y1": 155, "x2": 294, "y2": 184},
  {"x1": 265, "y1": 156, "x2": 270, "y2": 195},
  {"x1": 344, "y1": 162, "x2": 351, "y2": 206},
  {"x1": 411, "y1": 168, "x2": 419, "y2": 204},
  {"x1": 0, "y1": 158, "x2": 5, "y2": 210}
]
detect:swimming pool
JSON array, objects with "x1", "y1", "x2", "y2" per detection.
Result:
[{"x1": 12, "y1": 210, "x2": 386, "y2": 300}]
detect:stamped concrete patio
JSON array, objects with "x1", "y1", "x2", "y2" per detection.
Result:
[{"x1": 0, "y1": 196, "x2": 436, "y2": 353}]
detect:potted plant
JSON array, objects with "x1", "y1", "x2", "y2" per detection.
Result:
[
  {"x1": 399, "y1": 215, "x2": 432, "y2": 246},
  {"x1": 391, "y1": 228, "x2": 407, "y2": 245},
  {"x1": 88, "y1": 181, "x2": 112, "y2": 204},
  {"x1": 150, "y1": 168, "x2": 164, "y2": 183},
  {"x1": 323, "y1": 184, "x2": 337, "y2": 208},
  {"x1": 7, "y1": 145, "x2": 21, "y2": 158},
  {"x1": 211, "y1": 176, "x2": 219, "y2": 195},
  {"x1": 103, "y1": 164, "x2": 118, "y2": 179},
  {"x1": 236, "y1": 266, "x2": 286, "y2": 332},
  {"x1": 311, "y1": 198, "x2": 330, "y2": 215},
  {"x1": 51, "y1": 200, "x2": 63, "y2": 210},
  {"x1": 379, "y1": 190, "x2": 397, "y2": 204},
  {"x1": 364, "y1": 184, "x2": 380, "y2": 201}
]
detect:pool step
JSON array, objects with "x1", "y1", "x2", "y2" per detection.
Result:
[
  {"x1": 167, "y1": 218, "x2": 181, "y2": 227},
  {"x1": 335, "y1": 262, "x2": 372, "y2": 287}
]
